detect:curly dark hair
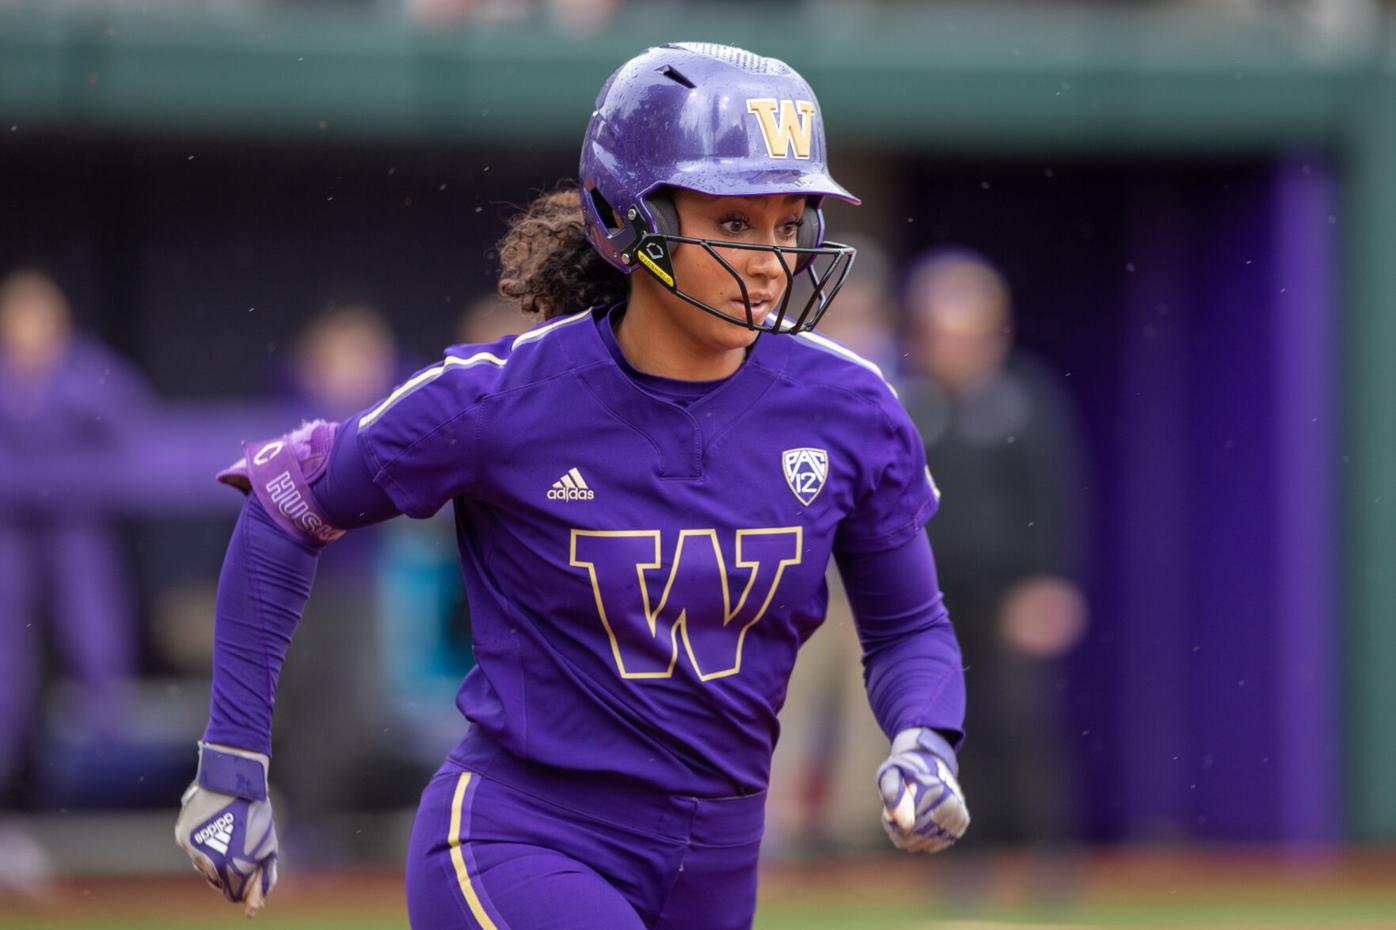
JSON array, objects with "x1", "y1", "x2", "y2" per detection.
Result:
[{"x1": 496, "y1": 185, "x2": 628, "y2": 320}]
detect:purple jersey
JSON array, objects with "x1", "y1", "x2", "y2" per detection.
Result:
[{"x1": 356, "y1": 308, "x2": 938, "y2": 796}]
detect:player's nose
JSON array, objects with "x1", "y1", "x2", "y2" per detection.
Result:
[{"x1": 746, "y1": 243, "x2": 786, "y2": 283}]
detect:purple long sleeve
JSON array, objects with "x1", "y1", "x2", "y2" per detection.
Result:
[
  {"x1": 202, "y1": 496, "x2": 320, "y2": 754},
  {"x1": 202, "y1": 417, "x2": 399, "y2": 754},
  {"x1": 836, "y1": 532, "x2": 966, "y2": 748}
]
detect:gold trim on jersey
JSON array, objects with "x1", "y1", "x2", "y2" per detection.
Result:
[
  {"x1": 448, "y1": 773, "x2": 501, "y2": 930},
  {"x1": 570, "y1": 527, "x2": 803, "y2": 681},
  {"x1": 358, "y1": 310, "x2": 592, "y2": 429},
  {"x1": 794, "y1": 329, "x2": 898, "y2": 398},
  {"x1": 925, "y1": 465, "x2": 942, "y2": 503},
  {"x1": 570, "y1": 530, "x2": 673, "y2": 678}
]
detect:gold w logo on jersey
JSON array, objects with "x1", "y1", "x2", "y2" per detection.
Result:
[
  {"x1": 570, "y1": 527, "x2": 803, "y2": 681},
  {"x1": 746, "y1": 98, "x2": 817, "y2": 160}
]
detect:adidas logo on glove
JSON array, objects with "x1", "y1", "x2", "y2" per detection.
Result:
[{"x1": 195, "y1": 811, "x2": 236, "y2": 855}]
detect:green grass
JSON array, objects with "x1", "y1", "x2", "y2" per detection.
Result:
[
  {"x1": 754, "y1": 898, "x2": 1396, "y2": 929},
  {"x1": 7, "y1": 897, "x2": 1396, "y2": 930}
]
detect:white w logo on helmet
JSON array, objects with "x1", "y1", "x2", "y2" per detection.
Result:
[{"x1": 746, "y1": 99, "x2": 817, "y2": 160}]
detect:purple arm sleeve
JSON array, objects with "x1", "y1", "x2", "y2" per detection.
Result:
[
  {"x1": 201, "y1": 417, "x2": 400, "y2": 754},
  {"x1": 836, "y1": 532, "x2": 966, "y2": 749},
  {"x1": 314, "y1": 415, "x2": 401, "y2": 529},
  {"x1": 201, "y1": 497, "x2": 319, "y2": 754}
]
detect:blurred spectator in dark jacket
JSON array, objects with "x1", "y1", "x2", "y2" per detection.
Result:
[
  {"x1": 0, "y1": 269, "x2": 150, "y2": 801},
  {"x1": 901, "y1": 248, "x2": 1089, "y2": 849},
  {"x1": 767, "y1": 239, "x2": 908, "y2": 856},
  {"x1": 268, "y1": 301, "x2": 421, "y2": 859}
]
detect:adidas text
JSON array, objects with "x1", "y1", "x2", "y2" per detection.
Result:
[
  {"x1": 548, "y1": 468, "x2": 594, "y2": 501},
  {"x1": 195, "y1": 811, "x2": 235, "y2": 855}
]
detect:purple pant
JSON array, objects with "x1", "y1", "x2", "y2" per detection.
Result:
[
  {"x1": 0, "y1": 519, "x2": 134, "y2": 786},
  {"x1": 406, "y1": 730, "x2": 765, "y2": 930}
]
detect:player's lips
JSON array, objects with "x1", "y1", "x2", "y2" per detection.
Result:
[{"x1": 732, "y1": 294, "x2": 773, "y2": 317}]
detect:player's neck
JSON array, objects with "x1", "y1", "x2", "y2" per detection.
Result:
[{"x1": 614, "y1": 297, "x2": 748, "y2": 382}]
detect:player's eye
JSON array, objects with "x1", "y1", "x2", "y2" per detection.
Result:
[
  {"x1": 778, "y1": 219, "x2": 802, "y2": 240},
  {"x1": 717, "y1": 215, "x2": 750, "y2": 236}
]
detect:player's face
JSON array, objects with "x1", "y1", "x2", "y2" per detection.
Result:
[{"x1": 665, "y1": 190, "x2": 806, "y2": 349}]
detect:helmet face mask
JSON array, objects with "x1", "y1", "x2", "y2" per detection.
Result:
[
  {"x1": 580, "y1": 42, "x2": 860, "y2": 335},
  {"x1": 622, "y1": 219, "x2": 857, "y2": 334}
]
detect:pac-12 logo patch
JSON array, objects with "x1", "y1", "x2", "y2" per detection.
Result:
[{"x1": 782, "y1": 447, "x2": 828, "y2": 506}]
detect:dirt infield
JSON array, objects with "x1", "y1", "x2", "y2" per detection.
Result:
[
  {"x1": 3, "y1": 849, "x2": 1395, "y2": 929},
  {"x1": 759, "y1": 847, "x2": 1396, "y2": 900},
  {"x1": 0, "y1": 872, "x2": 405, "y2": 926}
]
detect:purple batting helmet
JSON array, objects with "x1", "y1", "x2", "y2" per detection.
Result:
[{"x1": 579, "y1": 42, "x2": 860, "y2": 334}]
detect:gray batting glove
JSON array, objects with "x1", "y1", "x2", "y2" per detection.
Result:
[
  {"x1": 875, "y1": 727, "x2": 970, "y2": 854},
  {"x1": 174, "y1": 742, "x2": 279, "y2": 917}
]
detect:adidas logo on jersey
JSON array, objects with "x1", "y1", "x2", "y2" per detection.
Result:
[
  {"x1": 548, "y1": 468, "x2": 594, "y2": 501},
  {"x1": 195, "y1": 811, "x2": 236, "y2": 855}
]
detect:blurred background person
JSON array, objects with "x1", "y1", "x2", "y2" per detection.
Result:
[
  {"x1": 811, "y1": 238, "x2": 901, "y2": 374},
  {"x1": 455, "y1": 290, "x2": 527, "y2": 346},
  {"x1": 266, "y1": 300, "x2": 425, "y2": 863},
  {"x1": 900, "y1": 248, "x2": 1090, "y2": 856},
  {"x1": 0, "y1": 269, "x2": 151, "y2": 807},
  {"x1": 372, "y1": 293, "x2": 523, "y2": 773},
  {"x1": 288, "y1": 302, "x2": 399, "y2": 423},
  {"x1": 767, "y1": 238, "x2": 907, "y2": 857}
]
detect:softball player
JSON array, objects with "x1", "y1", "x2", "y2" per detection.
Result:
[{"x1": 176, "y1": 42, "x2": 969, "y2": 930}]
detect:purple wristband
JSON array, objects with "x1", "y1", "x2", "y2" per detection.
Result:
[
  {"x1": 197, "y1": 744, "x2": 268, "y2": 801},
  {"x1": 217, "y1": 420, "x2": 344, "y2": 546}
]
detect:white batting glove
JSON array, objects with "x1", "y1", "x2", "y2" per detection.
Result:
[
  {"x1": 875, "y1": 727, "x2": 970, "y2": 854},
  {"x1": 174, "y1": 742, "x2": 279, "y2": 918}
]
